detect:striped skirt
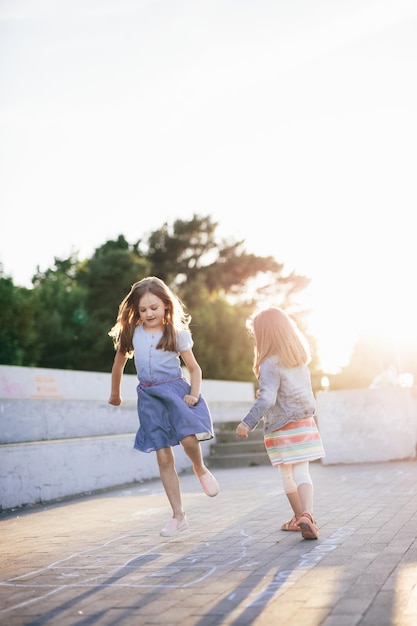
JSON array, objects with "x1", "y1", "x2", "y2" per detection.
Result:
[{"x1": 264, "y1": 416, "x2": 325, "y2": 465}]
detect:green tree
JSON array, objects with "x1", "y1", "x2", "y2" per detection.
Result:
[
  {"x1": 30, "y1": 256, "x2": 88, "y2": 370},
  {"x1": 75, "y1": 235, "x2": 150, "y2": 373},
  {"x1": 0, "y1": 269, "x2": 37, "y2": 365},
  {"x1": 189, "y1": 291, "x2": 255, "y2": 381},
  {"x1": 144, "y1": 215, "x2": 217, "y2": 286},
  {"x1": 143, "y1": 214, "x2": 309, "y2": 305}
]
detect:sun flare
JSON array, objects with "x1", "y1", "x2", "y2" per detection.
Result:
[{"x1": 304, "y1": 257, "x2": 417, "y2": 375}]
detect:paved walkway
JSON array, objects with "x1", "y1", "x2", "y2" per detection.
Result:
[{"x1": 1, "y1": 460, "x2": 417, "y2": 626}]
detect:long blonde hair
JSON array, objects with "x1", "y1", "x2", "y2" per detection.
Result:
[
  {"x1": 248, "y1": 307, "x2": 311, "y2": 376},
  {"x1": 108, "y1": 276, "x2": 191, "y2": 356}
]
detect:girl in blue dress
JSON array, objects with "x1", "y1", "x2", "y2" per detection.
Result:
[{"x1": 108, "y1": 276, "x2": 219, "y2": 537}]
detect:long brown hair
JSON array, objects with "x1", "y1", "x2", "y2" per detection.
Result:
[
  {"x1": 248, "y1": 307, "x2": 311, "y2": 376},
  {"x1": 108, "y1": 276, "x2": 191, "y2": 356}
]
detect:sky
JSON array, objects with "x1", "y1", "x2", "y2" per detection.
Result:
[{"x1": 1, "y1": 0, "x2": 417, "y2": 374}]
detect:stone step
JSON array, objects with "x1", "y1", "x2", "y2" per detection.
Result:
[
  {"x1": 207, "y1": 451, "x2": 270, "y2": 469},
  {"x1": 214, "y1": 429, "x2": 264, "y2": 444},
  {"x1": 209, "y1": 440, "x2": 266, "y2": 456},
  {"x1": 208, "y1": 422, "x2": 268, "y2": 468}
]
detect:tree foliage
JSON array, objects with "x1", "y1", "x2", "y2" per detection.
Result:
[
  {"x1": 0, "y1": 270, "x2": 37, "y2": 365},
  {"x1": 1, "y1": 215, "x2": 314, "y2": 382},
  {"x1": 30, "y1": 256, "x2": 87, "y2": 370}
]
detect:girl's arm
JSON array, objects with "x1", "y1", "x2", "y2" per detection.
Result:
[
  {"x1": 237, "y1": 358, "x2": 280, "y2": 435},
  {"x1": 180, "y1": 348, "x2": 202, "y2": 406},
  {"x1": 108, "y1": 351, "x2": 128, "y2": 406}
]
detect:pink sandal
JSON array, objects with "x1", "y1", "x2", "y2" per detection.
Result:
[
  {"x1": 281, "y1": 515, "x2": 300, "y2": 531},
  {"x1": 298, "y1": 511, "x2": 319, "y2": 540}
]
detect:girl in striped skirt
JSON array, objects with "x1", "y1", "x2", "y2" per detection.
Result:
[{"x1": 236, "y1": 307, "x2": 325, "y2": 540}]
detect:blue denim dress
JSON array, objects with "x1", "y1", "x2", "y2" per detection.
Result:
[{"x1": 132, "y1": 325, "x2": 214, "y2": 453}]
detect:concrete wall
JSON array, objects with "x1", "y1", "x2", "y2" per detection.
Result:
[
  {"x1": 0, "y1": 365, "x2": 254, "y2": 510},
  {"x1": 316, "y1": 387, "x2": 417, "y2": 465}
]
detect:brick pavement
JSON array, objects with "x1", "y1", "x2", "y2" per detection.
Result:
[{"x1": 1, "y1": 460, "x2": 417, "y2": 625}]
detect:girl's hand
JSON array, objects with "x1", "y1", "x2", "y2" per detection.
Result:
[
  {"x1": 236, "y1": 422, "x2": 250, "y2": 438},
  {"x1": 108, "y1": 395, "x2": 122, "y2": 406},
  {"x1": 183, "y1": 394, "x2": 199, "y2": 406}
]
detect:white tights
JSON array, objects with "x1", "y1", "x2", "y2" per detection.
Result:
[
  {"x1": 279, "y1": 462, "x2": 312, "y2": 494},
  {"x1": 279, "y1": 462, "x2": 314, "y2": 517}
]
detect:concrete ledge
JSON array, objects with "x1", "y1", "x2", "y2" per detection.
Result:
[
  {"x1": 0, "y1": 399, "x2": 138, "y2": 443},
  {"x1": 0, "y1": 365, "x2": 254, "y2": 403},
  {"x1": 0, "y1": 435, "x2": 214, "y2": 510}
]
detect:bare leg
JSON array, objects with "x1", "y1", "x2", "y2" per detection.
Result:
[
  {"x1": 298, "y1": 483, "x2": 314, "y2": 515},
  {"x1": 181, "y1": 435, "x2": 219, "y2": 496},
  {"x1": 286, "y1": 491, "x2": 304, "y2": 519},
  {"x1": 181, "y1": 434, "x2": 206, "y2": 476},
  {"x1": 156, "y1": 446, "x2": 185, "y2": 521},
  {"x1": 293, "y1": 462, "x2": 318, "y2": 539},
  {"x1": 279, "y1": 464, "x2": 303, "y2": 519}
]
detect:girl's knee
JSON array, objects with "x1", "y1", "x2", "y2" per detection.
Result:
[
  {"x1": 181, "y1": 434, "x2": 197, "y2": 444},
  {"x1": 181, "y1": 434, "x2": 199, "y2": 451},
  {"x1": 156, "y1": 446, "x2": 174, "y2": 469},
  {"x1": 293, "y1": 462, "x2": 313, "y2": 486},
  {"x1": 279, "y1": 464, "x2": 297, "y2": 494}
]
